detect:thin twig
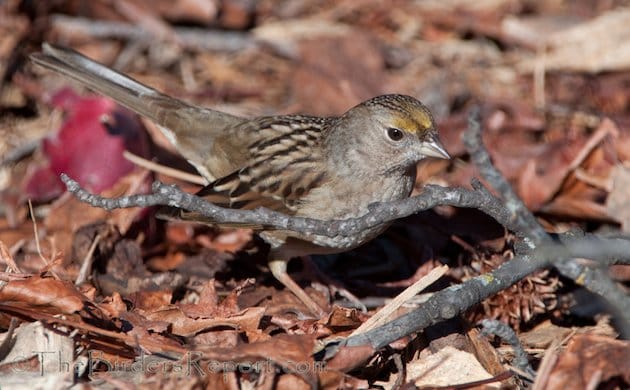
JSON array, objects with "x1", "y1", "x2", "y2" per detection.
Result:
[
  {"x1": 60, "y1": 174, "x2": 515, "y2": 239},
  {"x1": 0, "y1": 318, "x2": 18, "y2": 360},
  {"x1": 75, "y1": 233, "x2": 102, "y2": 286},
  {"x1": 463, "y1": 107, "x2": 549, "y2": 246},
  {"x1": 480, "y1": 319, "x2": 535, "y2": 380},
  {"x1": 50, "y1": 14, "x2": 256, "y2": 53},
  {"x1": 28, "y1": 200, "x2": 50, "y2": 267},
  {"x1": 392, "y1": 353, "x2": 406, "y2": 389},
  {"x1": 350, "y1": 265, "x2": 448, "y2": 337},
  {"x1": 28, "y1": 200, "x2": 61, "y2": 279},
  {"x1": 0, "y1": 240, "x2": 21, "y2": 274},
  {"x1": 463, "y1": 107, "x2": 629, "y2": 335},
  {"x1": 123, "y1": 150, "x2": 207, "y2": 185}
]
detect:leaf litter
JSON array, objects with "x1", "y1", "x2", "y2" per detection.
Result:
[{"x1": 0, "y1": 0, "x2": 629, "y2": 388}]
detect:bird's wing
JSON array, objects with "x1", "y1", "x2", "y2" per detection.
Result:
[{"x1": 161, "y1": 115, "x2": 331, "y2": 229}]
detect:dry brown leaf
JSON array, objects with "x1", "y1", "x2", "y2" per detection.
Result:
[
  {"x1": 97, "y1": 271, "x2": 185, "y2": 297},
  {"x1": 0, "y1": 275, "x2": 87, "y2": 313},
  {"x1": 468, "y1": 328, "x2": 506, "y2": 376},
  {"x1": 517, "y1": 140, "x2": 586, "y2": 210},
  {"x1": 519, "y1": 321, "x2": 573, "y2": 349},
  {"x1": 0, "y1": 239, "x2": 20, "y2": 272},
  {"x1": 192, "y1": 328, "x2": 240, "y2": 348},
  {"x1": 606, "y1": 164, "x2": 630, "y2": 232},
  {"x1": 126, "y1": 290, "x2": 173, "y2": 312},
  {"x1": 323, "y1": 306, "x2": 365, "y2": 333},
  {"x1": 97, "y1": 291, "x2": 128, "y2": 318},
  {"x1": 196, "y1": 228, "x2": 253, "y2": 253},
  {"x1": 197, "y1": 334, "x2": 320, "y2": 386},
  {"x1": 325, "y1": 344, "x2": 375, "y2": 373},
  {"x1": 410, "y1": 346, "x2": 498, "y2": 388},
  {"x1": 120, "y1": 310, "x2": 171, "y2": 334},
  {"x1": 544, "y1": 334, "x2": 630, "y2": 388},
  {"x1": 44, "y1": 168, "x2": 151, "y2": 261},
  {"x1": 518, "y1": 118, "x2": 618, "y2": 212},
  {"x1": 154, "y1": 0, "x2": 218, "y2": 24},
  {"x1": 144, "y1": 305, "x2": 265, "y2": 337},
  {"x1": 179, "y1": 280, "x2": 219, "y2": 318}
]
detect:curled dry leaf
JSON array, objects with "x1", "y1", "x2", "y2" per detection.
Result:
[
  {"x1": 144, "y1": 305, "x2": 266, "y2": 338},
  {"x1": 324, "y1": 306, "x2": 365, "y2": 332},
  {"x1": 177, "y1": 278, "x2": 255, "y2": 320},
  {"x1": 517, "y1": 139, "x2": 587, "y2": 211},
  {"x1": 178, "y1": 279, "x2": 219, "y2": 318},
  {"x1": 97, "y1": 292, "x2": 129, "y2": 318},
  {"x1": 0, "y1": 275, "x2": 87, "y2": 313},
  {"x1": 544, "y1": 334, "x2": 630, "y2": 388},
  {"x1": 518, "y1": 118, "x2": 618, "y2": 213}
]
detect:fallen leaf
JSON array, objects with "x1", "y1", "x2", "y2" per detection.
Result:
[
  {"x1": 197, "y1": 334, "x2": 319, "y2": 386},
  {"x1": 0, "y1": 275, "x2": 87, "y2": 313},
  {"x1": 24, "y1": 88, "x2": 148, "y2": 201},
  {"x1": 145, "y1": 305, "x2": 265, "y2": 337},
  {"x1": 606, "y1": 164, "x2": 630, "y2": 232},
  {"x1": 410, "y1": 346, "x2": 498, "y2": 387},
  {"x1": 0, "y1": 321, "x2": 84, "y2": 381},
  {"x1": 545, "y1": 334, "x2": 630, "y2": 388}
]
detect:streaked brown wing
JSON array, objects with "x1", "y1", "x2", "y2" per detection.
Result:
[{"x1": 163, "y1": 115, "x2": 331, "y2": 229}]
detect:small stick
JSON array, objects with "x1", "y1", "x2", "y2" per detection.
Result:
[
  {"x1": 350, "y1": 265, "x2": 448, "y2": 337},
  {"x1": 123, "y1": 150, "x2": 207, "y2": 185},
  {"x1": 75, "y1": 233, "x2": 102, "y2": 285}
]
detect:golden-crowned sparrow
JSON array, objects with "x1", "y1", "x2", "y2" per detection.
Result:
[{"x1": 31, "y1": 43, "x2": 450, "y2": 316}]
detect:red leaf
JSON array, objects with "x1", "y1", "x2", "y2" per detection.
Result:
[{"x1": 24, "y1": 88, "x2": 148, "y2": 201}]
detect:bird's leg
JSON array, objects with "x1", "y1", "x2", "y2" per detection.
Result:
[{"x1": 268, "y1": 258, "x2": 327, "y2": 317}]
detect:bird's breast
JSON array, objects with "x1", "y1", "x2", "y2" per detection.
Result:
[{"x1": 262, "y1": 169, "x2": 416, "y2": 257}]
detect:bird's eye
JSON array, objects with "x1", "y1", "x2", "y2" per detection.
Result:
[{"x1": 387, "y1": 127, "x2": 404, "y2": 141}]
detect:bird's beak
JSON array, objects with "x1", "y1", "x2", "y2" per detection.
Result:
[{"x1": 419, "y1": 134, "x2": 450, "y2": 159}]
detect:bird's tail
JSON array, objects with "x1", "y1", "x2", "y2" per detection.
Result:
[
  {"x1": 31, "y1": 43, "x2": 188, "y2": 123},
  {"x1": 30, "y1": 43, "x2": 241, "y2": 180}
]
